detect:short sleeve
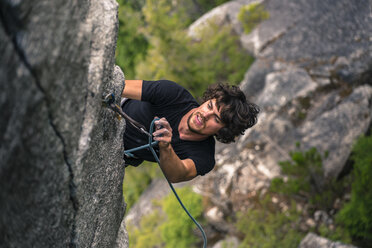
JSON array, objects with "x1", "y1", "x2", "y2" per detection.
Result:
[
  {"x1": 192, "y1": 154, "x2": 215, "y2": 176},
  {"x1": 184, "y1": 137, "x2": 215, "y2": 176},
  {"x1": 141, "y1": 80, "x2": 194, "y2": 107}
]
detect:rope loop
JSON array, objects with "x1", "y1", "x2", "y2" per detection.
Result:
[{"x1": 124, "y1": 118, "x2": 207, "y2": 248}]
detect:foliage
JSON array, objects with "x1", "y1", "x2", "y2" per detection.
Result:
[
  {"x1": 123, "y1": 162, "x2": 160, "y2": 211},
  {"x1": 336, "y1": 134, "x2": 372, "y2": 245},
  {"x1": 186, "y1": 21, "x2": 254, "y2": 97},
  {"x1": 115, "y1": 0, "x2": 253, "y2": 98},
  {"x1": 242, "y1": 143, "x2": 351, "y2": 247},
  {"x1": 127, "y1": 187, "x2": 204, "y2": 248},
  {"x1": 270, "y1": 146, "x2": 322, "y2": 196},
  {"x1": 194, "y1": 0, "x2": 231, "y2": 13},
  {"x1": 270, "y1": 144, "x2": 346, "y2": 211},
  {"x1": 161, "y1": 187, "x2": 204, "y2": 248},
  {"x1": 116, "y1": 3, "x2": 149, "y2": 79},
  {"x1": 238, "y1": 3, "x2": 270, "y2": 34},
  {"x1": 135, "y1": 0, "x2": 253, "y2": 98},
  {"x1": 236, "y1": 195, "x2": 303, "y2": 248},
  {"x1": 318, "y1": 223, "x2": 351, "y2": 244},
  {"x1": 115, "y1": 0, "x2": 236, "y2": 80},
  {"x1": 118, "y1": 0, "x2": 146, "y2": 11},
  {"x1": 128, "y1": 209, "x2": 165, "y2": 248},
  {"x1": 142, "y1": 0, "x2": 192, "y2": 37}
]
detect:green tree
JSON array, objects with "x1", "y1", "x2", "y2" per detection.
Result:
[
  {"x1": 116, "y1": 3, "x2": 149, "y2": 79},
  {"x1": 236, "y1": 141, "x2": 355, "y2": 247},
  {"x1": 128, "y1": 209, "x2": 165, "y2": 248},
  {"x1": 270, "y1": 144, "x2": 347, "y2": 211},
  {"x1": 194, "y1": 0, "x2": 231, "y2": 12},
  {"x1": 161, "y1": 187, "x2": 204, "y2": 248},
  {"x1": 336, "y1": 134, "x2": 372, "y2": 245},
  {"x1": 115, "y1": 0, "x2": 253, "y2": 97},
  {"x1": 123, "y1": 162, "x2": 160, "y2": 211},
  {"x1": 127, "y1": 186, "x2": 204, "y2": 248},
  {"x1": 136, "y1": 0, "x2": 253, "y2": 98},
  {"x1": 238, "y1": 3, "x2": 270, "y2": 34},
  {"x1": 236, "y1": 195, "x2": 303, "y2": 248}
]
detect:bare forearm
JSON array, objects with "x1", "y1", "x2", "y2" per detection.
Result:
[
  {"x1": 153, "y1": 117, "x2": 197, "y2": 183},
  {"x1": 159, "y1": 145, "x2": 193, "y2": 183}
]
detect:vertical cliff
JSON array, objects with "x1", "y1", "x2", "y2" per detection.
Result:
[{"x1": 0, "y1": 0, "x2": 128, "y2": 247}]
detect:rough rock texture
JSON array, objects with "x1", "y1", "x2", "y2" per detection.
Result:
[
  {"x1": 115, "y1": 213, "x2": 130, "y2": 248},
  {"x1": 0, "y1": 0, "x2": 128, "y2": 247},
  {"x1": 299, "y1": 233, "x2": 357, "y2": 248},
  {"x1": 186, "y1": 0, "x2": 372, "y2": 245},
  {"x1": 188, "y1": 0, "x2": 256, "y2": 39},
  {"x1": 212, "y1": 236, "x2": 240, "y2": 248},
  {"x1": 125, "y1": 2, "x2": 371, "y2": 247},
  {"x1": 192, "y1": 0, "x2": 372, "y2": 204},
  {"x1": 121, "y1": 0, "x2": 371, "y2": 247}
]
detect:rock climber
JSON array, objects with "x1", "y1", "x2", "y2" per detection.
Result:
[{"x1": 121, "y1": 79, "x2": 259, "y2": 183}]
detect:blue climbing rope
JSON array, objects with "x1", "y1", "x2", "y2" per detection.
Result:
[
  {"x1": 124, "y1": 119, "x2": 208, "y2": 248},
  {"x1": 102, "y1": 94, "x2": 207, "y2": 247}
]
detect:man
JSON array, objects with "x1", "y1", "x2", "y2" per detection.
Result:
[{"x1": 121, "y1": 79, "x2": 259, "y2": 183}]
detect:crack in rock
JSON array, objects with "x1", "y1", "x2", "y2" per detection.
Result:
[{"x1": 0, "y1": 7, "x2": 79, "y2": 247}]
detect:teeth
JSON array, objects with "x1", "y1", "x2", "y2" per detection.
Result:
[{"x1": 197, "y1": 115, "x2": 203, "y2": 125}]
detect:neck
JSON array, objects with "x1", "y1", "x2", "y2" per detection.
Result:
[{"x1": 178, "y1": 108, "x2": 209, "y2": 141}]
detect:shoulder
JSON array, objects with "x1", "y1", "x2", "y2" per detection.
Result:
[
  {"x1": 143, "y1": 80, "x2": 186, "y2": 92},
  {"x1": 142, "y1": 80, "x2": 196, "y2": 106}
]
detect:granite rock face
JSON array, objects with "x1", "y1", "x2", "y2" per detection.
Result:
[
  {"x1": 299, "y1": 233, "x2": 357, "y2": 248},
  {"x1": 192, "y1": 0, "x2": 372, "y2": 200},
  {"x1": 188, "y1": 0, "x2": 255, "y2": 39},
  {"x1": 126, "y1": 3, "x2": 371, "y2": 247},
  {"x1": 0, "y1": 0, "x2": 128, "y2": 247},
  {"x1": 188, "y1": 0, "x2": 371, "y2": 245}
]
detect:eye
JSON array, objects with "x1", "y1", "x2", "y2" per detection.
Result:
[
  {"x1": 208, "y1": 101, "x2": 212, "y2": 109},
  {"x1": 215, "y1": 117, "x2": 220, "y2": 123}
]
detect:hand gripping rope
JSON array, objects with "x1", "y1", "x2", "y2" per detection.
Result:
[{"x1": 102, "y1": 93, "x2": 207, "y2": 248}]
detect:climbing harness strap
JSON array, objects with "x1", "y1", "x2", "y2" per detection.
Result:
[{"x1": 103, "y1": 94, "x2": 207, "y2": 248}]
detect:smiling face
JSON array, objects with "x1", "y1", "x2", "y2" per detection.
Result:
[{"x1": 187, "y1": 99, "x2": 225, "y2": 136}]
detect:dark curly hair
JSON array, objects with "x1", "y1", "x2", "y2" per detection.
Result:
[{"x1": 203, "y1": 83, "x2": 260, "y2": 143}]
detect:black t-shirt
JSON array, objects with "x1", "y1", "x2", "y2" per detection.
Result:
[{"x1": 122, "y1": 80, "x2": 215, "y2": 176}]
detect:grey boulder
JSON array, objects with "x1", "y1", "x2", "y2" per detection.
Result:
[{"x1": 0, "y1": 0, "x2": 128, "y2": 247}]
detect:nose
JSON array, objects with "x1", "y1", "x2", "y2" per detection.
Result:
[{"x1": 203, "y1": 109, "x2": 214, "y2": 120}]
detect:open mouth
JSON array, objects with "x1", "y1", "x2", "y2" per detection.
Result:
[{"x1": 195, "y1": 113, "x2": 204, "y2": 126}]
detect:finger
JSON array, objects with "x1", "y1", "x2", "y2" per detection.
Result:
[
  {"x1": 156, "y1": 122, "x2": 164, "y2": 131},
  {"x1": 153, "y1": 134, "x2": 171, "y2": 144},
  {"x1": 155, "y1": 118, "x2": 171, "y2": 130},
  {"x1": 154, "y1": 116, "x2": 162, "y2": 127},
  {"x1": 153, "y1": 128, "x2": 170, "y2": 137},
  {"x1": 153, "y1": 136, "x2": 170, "y2": 142}
]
